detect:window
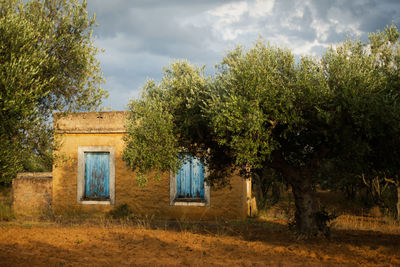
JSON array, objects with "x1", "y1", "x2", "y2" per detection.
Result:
[
  {"x1": 84, "y1": 152, "x2": 110, "y2": 200},
  {"x1": 77, "y1": 146, "x2": 115, "y2": 205},
  {"x1": 170, "y1": 153, "x2": 210, "y2": 206}
]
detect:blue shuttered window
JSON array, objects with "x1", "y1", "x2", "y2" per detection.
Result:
[
  {"x1": 84, "y1": 152, "x2": 110, "y2": 200},
  {"x1": 176, "y1": 153, "x2": 205, "y2": 200}
]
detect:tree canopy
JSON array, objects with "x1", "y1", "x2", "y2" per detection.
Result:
[
  {"x1": 0, "y1": 0, "x2": 107, "y2": 183},
  {"x1": 123, "y1": 25, "x2": 400, "y2": 236}
]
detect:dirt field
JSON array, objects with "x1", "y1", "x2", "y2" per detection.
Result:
[{"x1": 0, "y1": 219, "x2": 399, "y2": 267}]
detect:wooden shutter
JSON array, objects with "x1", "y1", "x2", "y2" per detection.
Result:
[
  {"x1": 191, "y1": 156, "x2": 205, "y2": 198},
  {"x1": 176, "y1": 154, "x2": 204, "y2": 199},
  {"x1": 84, "y1": 152, "x2": 110, "y2": 199}
]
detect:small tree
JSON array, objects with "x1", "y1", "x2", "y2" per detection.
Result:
[{"x1": 0, "y1": 0, "x2": 107, "y2": 183}]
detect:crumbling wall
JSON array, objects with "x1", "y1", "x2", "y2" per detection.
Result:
[{"x1": 12, "y1": 172, "x2": 52, "y2": 218}]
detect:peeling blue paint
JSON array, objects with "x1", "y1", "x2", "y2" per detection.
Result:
[
  {"x1": 177, "y1": 154, "x2": 204, "y2": 199},
  {"x1": 84, "y1": 152, "x2": 110, "y2": 199}
]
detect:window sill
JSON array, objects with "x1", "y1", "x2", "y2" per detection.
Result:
[
  {"x1": 172, "y1": 199, "x2": 208, "y2": 206},
  {"x1": 79, "y1": 200, "x2": 112, "y2": 205}
]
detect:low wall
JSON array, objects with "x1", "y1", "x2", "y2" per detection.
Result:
[{"x1": 12, "y1": 172, "x2": 52, "y2": 218}]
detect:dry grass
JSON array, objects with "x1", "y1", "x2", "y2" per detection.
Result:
[
  {"x1": 1, "y1": 217, "x2": 399, "y2": 266},
  {"x1": 256, "y1": 189, "x2": 400, "y2": 235},
  {"x1": 3, "y1": 182, "x2": 399, "y2": 235},
  {"x1": 1, "y1": 186, "x2": 400, "y2": 266},
  {"x1": 331, "y1": 214, "x2": 400, "y2": 233},
  {"x1": 253, "y1": 209, "x2": 400, "y2": 235}
]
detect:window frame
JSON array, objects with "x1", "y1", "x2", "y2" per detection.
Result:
[
  {"x1": 170, "y1": 153, "x2": 210, "y2": 207},
  {"x1": 77, "y1": 146, "x2": 115, "y2": 205}
]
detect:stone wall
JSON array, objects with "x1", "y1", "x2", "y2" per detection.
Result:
[
  {"x1": 53, "y1": 111, "x2": 251, "y2": 220},
  {"x1": 12, "y1": 172, "x2": 52, "y2": 218}
]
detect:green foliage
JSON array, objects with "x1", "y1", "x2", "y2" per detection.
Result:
[
  {"x1": 209, "y1": 26, "x2": 400, "y2": 183},
  {"x1": 0, "y1": 185, "x2": 14, "y2": 221},
  {"x1": 0, "y1": 0, "x2": 107, "y2": 183},
  {"x1": 124, "y1": 25, "x2": 400, "y2": 234},
  {"x1": 0, "y1": 202, "x2": 14, "y2": 221},
  {"x1": 123, "y1": 61, "x2": 209, "y2": 182},
  {"x1": 252, "y1": 167, "x2": 285, "y2": 209},
  {"x1": 316, "y1": 25, "x2": 400, "y2": 217}
]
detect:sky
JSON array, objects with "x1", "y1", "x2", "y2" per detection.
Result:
[{"x1": 86, "y1": 0, "x2": 400, "y2": 111}]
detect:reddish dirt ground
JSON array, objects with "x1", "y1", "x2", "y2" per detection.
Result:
[{"x1": 0, "y1": 220, "x2": 399, "y2": 266}]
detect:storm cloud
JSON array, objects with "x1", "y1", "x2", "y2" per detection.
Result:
[{"x1": 86, "y1": 0, "x2": 400, "y2": 110}]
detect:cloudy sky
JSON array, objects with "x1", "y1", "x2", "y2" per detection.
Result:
[{"x1": 86, "y1": 0, "x2": 400, "y2": 111}]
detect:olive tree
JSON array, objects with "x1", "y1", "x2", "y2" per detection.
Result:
[
  {"x1": 358, "y1": 25, "x2": 400, "y2": 220},
  {"x1": 207, "y1": 42, "x2": 336, "y2": 235},
  {"x1": 124, "y1": 26, "x2": 400, "y2": 235},
  {"x1": 0, "y1": 0, "x2": 107, "y2": 183}
]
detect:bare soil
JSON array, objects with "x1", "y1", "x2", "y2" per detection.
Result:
[{"x1": 0, "y1": 219, "x2": 399, "y2": 266}]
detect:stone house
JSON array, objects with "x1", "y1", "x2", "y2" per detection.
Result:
[{"x1": 50, "y1": 111, "x2": 253, "y2": 220}]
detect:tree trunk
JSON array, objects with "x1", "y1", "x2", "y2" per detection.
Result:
[
  {"x1": 290, "y1": 175, "x2": 327, "y2": 237},
  {"x1": 268, "y1": 153, "x2": 328, "y2": 237}
]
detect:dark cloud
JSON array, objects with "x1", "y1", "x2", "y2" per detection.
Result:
[
  {"x1": 88, "y1": 1, "x2": 223, "y2": 61},
  {"x1": 309, "y1": 0, "x2": 399, "y2": 42},
  {"x1": 86, "y1": 0, "x2": 400, "y2": 110}
]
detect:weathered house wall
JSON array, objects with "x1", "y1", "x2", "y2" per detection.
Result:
[
  {"x1": 53, "y1": 112, "x2": 251, "y2": 220},
  {"x1": 12, "y1": 172, "x2": 52, "y2": 217}
]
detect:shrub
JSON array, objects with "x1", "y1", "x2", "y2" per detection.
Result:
[{"x1": 106, "y1": 204, "x2": 132, "y2": 219}]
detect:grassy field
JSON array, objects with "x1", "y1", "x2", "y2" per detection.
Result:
[{"x1": 0, "y1": 186, "x2": 399, "y2": 266}]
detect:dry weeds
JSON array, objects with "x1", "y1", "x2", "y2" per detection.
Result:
[
  {"x1": 1, "y1": 187, "x2": 400, "y2": 266},
  {"x1": 332, "y1": 214, "x2": 400, "y2": 233},
  {"x1": 0, "y1": 217, "x2": 399, "y2": 266}
]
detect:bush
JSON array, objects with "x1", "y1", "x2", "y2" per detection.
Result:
[
  {"x1": 106, "y1": 204, "x2": 132, "y2": 219},
  {"x1": 0, "y1": 202, "x2": 14, "y2": 221}
]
